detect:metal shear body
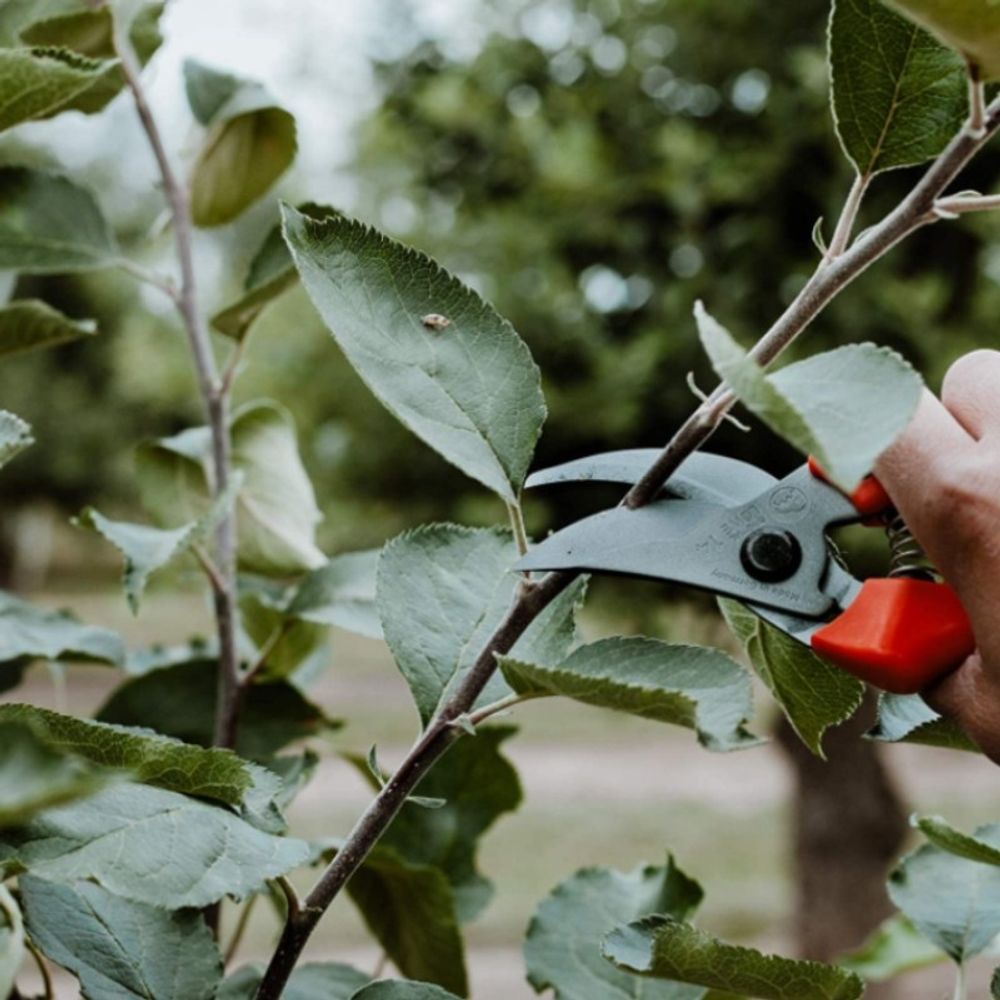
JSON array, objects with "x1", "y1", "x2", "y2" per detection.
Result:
[{"x1": 515, "y1": 450, "x2": 974, "y2": 694}]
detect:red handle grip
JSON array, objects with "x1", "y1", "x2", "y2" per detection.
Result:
[
  {"x1": 806, "y1": 457, "x2": 892, "y2": 519},
  {"x1": 811, "y1": 578, "x2": 974, "y2": 693}
]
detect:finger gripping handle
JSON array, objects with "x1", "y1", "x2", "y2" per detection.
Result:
[
  {"x1": 806, "y1": 457, "x2": 892, "y2": 518},
  {"x1": 811, "y1": 579, "x2": 974, "y2": 693}
]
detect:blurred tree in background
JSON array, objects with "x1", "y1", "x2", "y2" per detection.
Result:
[{"x1": 350, "y1": 0, "x2": 1000, "y2": 530}]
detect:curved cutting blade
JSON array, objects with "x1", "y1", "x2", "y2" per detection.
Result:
[
  {"x1": 517, "y1": 464, "x2": 862, "y2": 619},
  {"x1": 525, "y1": 449, "x2": 776, "y2": 505}
]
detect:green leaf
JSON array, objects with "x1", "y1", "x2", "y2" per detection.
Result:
[
  {"x1": 96, "y1": 658, "x2": 340, "y2": 759},
  {"x1": 0, "y1": 299, "x2": 96, "y2": 357},
  {"x1": 830, "y1": 0, "x2": 966, "y2": 176},
  {"x1": 0, "y1": 719, "x2": 118, "y2": 828},
  {"x1": 122, "y1": 637, "x2": 217, "y2": 676},
  {"x1": 0, "y1": 782, "x2": 312, "y2": 908},
  {"x1": 0, "y1": 703, "x2": 258, "y2": 809},
  {"x1": 914, "y1": 814, "x2": 1000, "y2": 866},
  {"x1": 267, "y1": 750, "x2": 319, "y2": 812},
  {"x1": 375, "y1": 726, "x2": 522, "y2": 922},
  {"x1": 239, "y1": 579, "x2": 329, "y2": 683},
  {"x1": 0, "y1": 167, "x2": 118, "y2": 272},
  {"x1": 136, "y1": 400, "x2": 325, "y2": 577},
  {"x1": 218, "y1": 962, "x2": 370, "y2": 1000},
  {"x1": 282, "y1": 205, "x2": 546, "y2": 502},
  {"x1": 286, "y1": 548, "x2": 384, "y2": 639},
  {"x1": 15, "y1": 2, "x2": 164, "y2": 114},
  {"x1": 719, "y1": 600, "x2": 863, "y2": 758},
  {"x1": 0, "y1": 886, "x2": 22, "y2": 1000},
  {"x1": 377, "y1": 525, "x2": 586, "y2": 723},
  {"x1": 76, "y1": 478, "x2": 238, "y2": 613},
  {"x1": 0, "y1": 410, "x2": 32, "y2": 469},
  {"x1": 0, "y1": 589, "x2": 123, "y2": 665},
  {"x1": 351, "y1": 984, "x2": 464, "y2": 1000},
  {"x1": 346, "y1": 845, "x2": 468, "y2": 997},
  {"x1": 888, "y1": 839, "x2": 1000, "y2": 962},
  {"x1": 884, "y1": 0, "x2": 1000, "y2": 80},
  {"x1": 866, "y1": 692, "x2": 979, "y2": 752},
  {"x1": 0, "y1": 46, "x2": 115, "y2": 131},
  {"x1": 183, "y1": 60, "x2": 296, "y2": 227},
  {"x1": 603, "y1": 917, "x2": 864, "y2": 1000},
  {"x1": 211, "y1": 202, "x2": 330, "y2": 340},
  {"x1": 20, "y1": 876, "x2": 221, "y2": 1000},
  {"x1": 501, "y1": 637, "x2": 759, "y2": 753},
  {"x1": 695, "y1": 302, "x2": 923, "y2": 491},
  {"x1": 525, "y1": 857, "x2": 705, "y2": 1000},
  {"x1": 839, "y1": 914, "x2": 946, "y2": 981}
]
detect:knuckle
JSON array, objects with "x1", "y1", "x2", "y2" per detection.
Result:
[{"x1": 942, "y1": 349, "x2": 1000, "y2": 404}]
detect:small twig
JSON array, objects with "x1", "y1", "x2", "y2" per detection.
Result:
[
  {"x1": 25, "y1": 938, "x2": 54, "y2": 1000},
  {"x1": 825, "y1": 172, "x2": 870, "y2": 260},
  {"x1": 115, "y1": 257, "x2": 179, "y2": 302},
  {"x1": 934, "y1": 193, "x2": 1000, "y2": 216},
  {"x1": 114, "y1": 17, "x2": 242, "y2": 753},
  {"x1": 686, "y1": 372, "x2": 749, "y2": 431}
]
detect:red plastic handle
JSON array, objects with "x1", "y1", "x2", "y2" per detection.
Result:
[
  {"x1": 811, "y1": 578, "x2": 974, "y2": 693},
  {"x1": 806, "y1": 456, "x2": 892, "y2": 519}
]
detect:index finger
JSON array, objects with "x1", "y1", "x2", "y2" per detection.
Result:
[{"x1": 874, "y1": 390, "x2": 976, "y2": 563}]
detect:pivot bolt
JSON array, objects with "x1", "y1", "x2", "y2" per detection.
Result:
[{"x1": 740, "y1": 529, "x2": 802, "y2": 583}]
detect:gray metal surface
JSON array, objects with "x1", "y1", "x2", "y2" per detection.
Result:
[
  {"x1": 525, "y1": 449, "x2": 776, "y2": 505},
  {"x1": 517, "y1": 461, "x2": 864, "y2": 620}
]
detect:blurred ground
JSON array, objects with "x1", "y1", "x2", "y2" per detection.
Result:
[{"x1": 8, "y1": 585, "x2": 1000, "y2": 999}]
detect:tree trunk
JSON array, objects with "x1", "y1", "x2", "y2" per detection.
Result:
[{"x1": 777, "y1": 692, "x2": 907, "y2": 999}]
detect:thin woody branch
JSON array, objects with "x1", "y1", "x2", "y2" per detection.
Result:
[{"x1": 112, "y1": 24, "x2": 242, "y2": 749}]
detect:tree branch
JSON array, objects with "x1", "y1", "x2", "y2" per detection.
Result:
[
  {"x1": 113, "y1": 21, "x2": 242, "y2": 751},
  {"x1": 253, "y1": 92, "x2": 1000, "y2": 1000}
]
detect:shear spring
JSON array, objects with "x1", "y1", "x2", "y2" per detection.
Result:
[{"x1": 885, "y1": 513, "x2": 936, "y2": 580}]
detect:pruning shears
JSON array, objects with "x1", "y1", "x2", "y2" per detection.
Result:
[{"x1": 514, "y1": 450, "x2": 975, "y2": 694}]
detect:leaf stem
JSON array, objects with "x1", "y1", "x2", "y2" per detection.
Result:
[
  {"x1": 506, "y1": 500, "x2": 530, "y2": 557},
  {"x1": 243, "y1": 621, "x2": 292, "y2": 685},
  {"x1": 220, "y1": 339, "x2": 247, "y2": 399},
  {"x1": 191, "y1": 543, "x2": 227, "y2": 595},
  {"x1": 252, "y1": 89, "x2": 1000, "y2": 1000},
  {"x1": 825, "y1": 172, "x2": 870, "y2": 260},
  {"x1": 460, "y1": 690, "x2": 544, "y2": 728},
  {"x1": 223, "y1": 894, "x2": 258, "y2": 967},
  {"x1": 968, "y1": 63, "x2": 985, "y2": 138},
  {"x1": 114, "y1": 257, "x2": 178, "y2": 301},
  {"x1": 25, "y1": 938, "x2": 54, "y2": 1000},
  {"x1": 953, "y1": 962, "x2": 967, "y2": 1000},
  {"x1": 274, "y1": 876, "x2": 301, "y2": 921},
  {"x1": 113, "y1": 17, "x2": 242, "y2": 752}
]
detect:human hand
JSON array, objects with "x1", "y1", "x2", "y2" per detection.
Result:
[{"x1": 875, "y1": 349, "x2": 1000, "y2": 762}]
